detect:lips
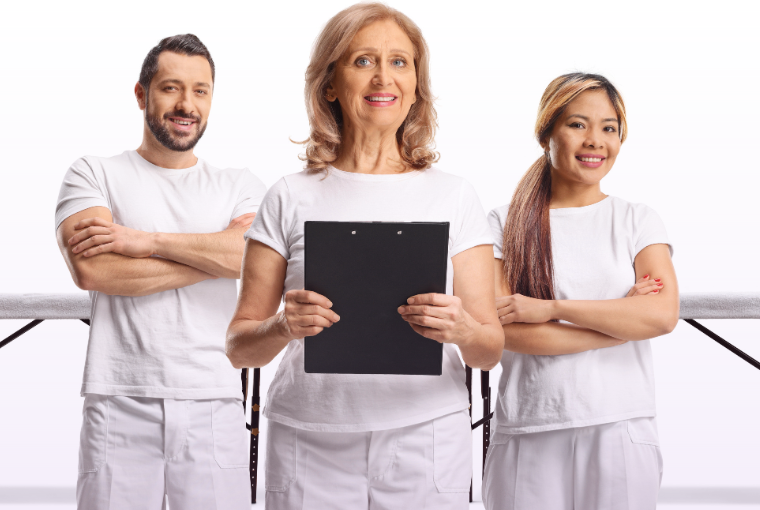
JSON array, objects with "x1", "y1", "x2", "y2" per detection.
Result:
[
  {"x1": 575, "y1": 154, "x2": 605, "y2": 168},
  {"x1": 164, "y1": 113, "x2": 200, "y2": 132},
  {"x1": 364, "y1": 93, "x2": 397, "y2": 107}
]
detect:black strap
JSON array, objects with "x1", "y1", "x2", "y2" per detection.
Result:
[{"x1": 684, "y1": 319, "x2": 760, "y2": 371}]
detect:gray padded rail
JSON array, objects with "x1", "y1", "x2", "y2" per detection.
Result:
[{"x1": 1, "y1": 292, "x2": 759, "y2": 321}]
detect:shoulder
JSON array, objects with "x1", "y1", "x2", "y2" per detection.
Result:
[
  {"x1": 606, "y1": 196, "x2": 663, "y2": 222},
  {"x1": 488, "y1": 203, "x2": 510, "y2": 227},
  {"x1": 69, "y1": 151, "x2": 131, "y2": 173}
]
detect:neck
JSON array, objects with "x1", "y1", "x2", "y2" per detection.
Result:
[
  {"x1": 136, "y1": 126, "x2": 198, "y2": 169},
  {"x1": 549, "y1": 170, "x2": 606, "y2": 209},
  {"x1": 331, "y1": 122, "x2": 409, "y2": 174}
]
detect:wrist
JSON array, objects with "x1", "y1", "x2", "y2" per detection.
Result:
[
  {"x1": 273, "y1": 311, "x2": 296, "y2": 344},
  {"x1": 150, "y1": 232, "x2": 163, "y2": 257},
  {"x1": 549, "y1": 299, "x2": 563, "y2": 322}
]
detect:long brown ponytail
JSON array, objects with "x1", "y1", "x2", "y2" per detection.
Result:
[{"x1": 501, "y1": 73, "x2": 628, "y2": 298}]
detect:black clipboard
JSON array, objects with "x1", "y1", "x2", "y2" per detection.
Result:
[{"x1": 304, "y1": 221, "x2": 449, "y2": 375}]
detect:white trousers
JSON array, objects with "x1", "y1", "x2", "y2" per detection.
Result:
[
  {"x1": 482, "y1": 417, "x2": 663, "y2": 510},
  {"x1": 265, "y1": 410, "x2": 472, "y2": 510},
  {"x1": 76, "y1": 394, "x2": 250, "y2": 510}
]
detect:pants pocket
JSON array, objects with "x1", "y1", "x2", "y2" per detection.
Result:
[
  {"x1": 433, "y1": 410, "x2": 472, "y2": 493},
  {"x1": 78, "y1": 394, "x2": 109, "y2": 474},
  {"x1": 626, "y1": 417, "x2": 664, "y2": 484},
  {"x1": 265, "y1": 421, "x2": 298, "y2": 492},
  {"x1": 211, "y1": 399, "x2": 249, "y2": 469}
]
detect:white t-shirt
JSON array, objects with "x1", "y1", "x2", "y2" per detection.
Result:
[
  {"x1": 55, "y1": 150, "x2": 267, "y2": 400},
  {"x1": 488, "y1": 196, "x2": 672, "y2": 434},
  {"x1": 245, "y1": 166, "x2": 493, "y2": 432}
]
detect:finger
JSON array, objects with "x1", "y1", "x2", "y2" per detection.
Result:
[
  {"x1": 287, "y1": 290, "x2": 333, "y2": 309},
  {"x1": 397, "y1": 304, "x2": 449, "y2": 319},
  {"x1": 72, "y1": 235, "x2": 114, "y2": 254},
  {"x1": 407, "y1": 293, "x2": 451, "y2": 306},
  {"x1": 295, "y1": 303, "x2": 340, "y2": 323},
  {"x1": 495, "y1": 295, "x2": 514, "y2": 308},
  {"x1": 408, "y1": 322, "x2": 445, "y2": 343},
  {"x1": 297, "y1": 326, "x2": 325, "y2": 338},
  {"x1": 499, "y1": 313, "x2": 516, "y2": 325},
  {"x1": 497, "y1": 304, "x2": 514, "y2": 318},
  {"x1": 294, "y1": 314, "x2": 335, "y2": 329},
  {"x1": 82, "y1": 243, "x2": 116, "y2": 257},
  {"x1": 402, "y1": 314, "x2": 447, "y2": 330},
  {"x1": 68, "y1": 226, "x2": 112, "y2": 245},
  {"x1": 636, "y1": 282, "x2": 664, "y2": 296},
  {"x1": 73, "y1": 217, "x2": 112, "y2": 230}
]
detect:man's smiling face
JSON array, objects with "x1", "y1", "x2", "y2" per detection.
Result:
[{"x1": 143, "y1": 51, "x2": 213, "y2": 152}]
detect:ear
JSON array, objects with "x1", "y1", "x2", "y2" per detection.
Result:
[
  {"x1": 135, "y1": 82, "x2": 147, "y2": 110},
  {"x1": 325, "y1": 82, "x2": 337, "y2": 102}
]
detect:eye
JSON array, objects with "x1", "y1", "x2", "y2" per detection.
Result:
[
  {"x1": 603, "y1": 125, "x2": 617, "y2": 133},
  {"x1": 165, "y1": 86, "x2": 177, "y2": 92},
  {"x1": 569, "y1": 121, "x2": 584, "y2": 129},
  {"x1": 392, "y1": 58, "x2": 407, "y2": 68},
  {"x1": 196, "y1": 90, "x2": 208, "y2": 95},
  {"x1": 355, "y1": 57, "x2": 373, "y2": 67}
]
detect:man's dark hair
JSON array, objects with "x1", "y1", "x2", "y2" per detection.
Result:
[{"x1": 138, "y1": 34, "x2": 215, "y2": 94}]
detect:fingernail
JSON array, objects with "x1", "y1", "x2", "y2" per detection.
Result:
[
  {"x1": 335, "y1": 315, "x2": 340, "y2": 321},
  {"x1": 653, "y1": 290, "x2": 659, "y2": 293},
  {"x1": 327, "y1": 301, "x2": 333, "y2": 308},
  {"x1": 398, "y1": 306, "x2": 405, "y2": 313},
  {"x1": 657, "y1": 283, "x2": 663, "y2": 287},
  {"x1": 643, "y1": 274, "x2": 649, "y2": 279},
  {"x1": 408, "y1": 298, "x2": 415, "y2": 304},
  {"x1": 654, "y1": 278, "x2": 661, "y2": 282}
]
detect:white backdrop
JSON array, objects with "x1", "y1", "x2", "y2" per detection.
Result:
[{"x1": 1, "y1": 0, "x2": 759, "y2": 505}]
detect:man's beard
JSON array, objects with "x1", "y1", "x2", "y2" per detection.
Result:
[{"x1": 145, "y1": 102, "x2": 206, "y2": 152}]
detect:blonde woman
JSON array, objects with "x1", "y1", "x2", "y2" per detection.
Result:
[
  {"x1": 226, "y1": 4, "x2": 502, "y2": 509},
  {"x1": 483, "y1": 73, "x2": 679, "y2": 510}
]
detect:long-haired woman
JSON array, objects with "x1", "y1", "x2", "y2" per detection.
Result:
[
  {"x1": 226, "y1": 4, "x2": 503, "y2": 509},
  {"x1": 483, "y1": 73, "x2": 679, "y2": 510}
]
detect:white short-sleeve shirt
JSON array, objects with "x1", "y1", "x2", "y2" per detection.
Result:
[
  {"x1": 55, "y1": 150, "x2": 267, "y2": 400},
  {"x1": 488, "y1": 196, "x2": 672, "y2": 434},
  {"x1": 245, "y1": 166, "x2": 492, "y2": 432}
]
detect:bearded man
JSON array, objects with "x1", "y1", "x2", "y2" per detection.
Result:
[{"x1": 55, "y1": 34, "x2": 265, "y2": 510}]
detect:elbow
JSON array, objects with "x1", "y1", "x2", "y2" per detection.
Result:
[
  {"x1": 225, "y1": 336, "x2": 247, "y2": 369},
  {"x1": 72, "y1": 262, "x2": 98, "y2": 291}
]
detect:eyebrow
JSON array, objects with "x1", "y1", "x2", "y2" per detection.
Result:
[
  {"x1": 158, "y1": 79, "x2": 211, "y2": 88},
  {"x1": 567, "y1": 113, "x2": 618, "y2": 123},
  {"x1": 349, "y1": 46, "x2": 412, "y2": 57}
]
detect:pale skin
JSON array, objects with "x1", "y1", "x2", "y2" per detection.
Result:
[
  {"x1": 497, "y1": 90, "x2": 679, "y2": 355},
  {"x1": 226, "y1": 20, "x2": 503, "y2": 370},
  {"x1": 57, "y1": 52, "x2": 254, "y2": 296}
]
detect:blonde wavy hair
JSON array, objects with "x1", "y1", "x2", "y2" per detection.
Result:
[{"x1": 299, "y1": 2, "x2": 439, "y2": 172}]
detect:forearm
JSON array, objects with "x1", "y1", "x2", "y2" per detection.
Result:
[
  {"x1": 226, "y1": 313, "x2": 292, "y2": 368},
  {"x1": 153, "y1": 228, "x2": 247, "y2": 279},
  {"x1": 74, "y1": 253, "x2": 214, "y2": 296},
  {"x1": 551, "y1": 296, "x2": 679, "y2": 341},
  {"x1": 458, "y1": 321, "x2": 504, "y2": 370},
  {"x1": 504, "y1": 322, "x2": 626, "y2": 355}
]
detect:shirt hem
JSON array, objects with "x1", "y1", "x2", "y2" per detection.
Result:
[
  {"x1": 244, "y1": 232, "x2": 289, "y2": 260},
  {"x1": 81, "y1": 383, "x2": 242, "y2": 400},
  {"x1": 263, "y1": 401, "x2": 469, "y2": 433},
  {"x1": 495, "y1": 409, "x2": 657, "y2": 435}
]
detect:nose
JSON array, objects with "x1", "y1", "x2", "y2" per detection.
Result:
[
  {"x1": 371, "y1": 61, "x2": 393, "y2": 87},
  {"x1": 584, "y1": 132, "x2": 603, "y2": 149},
  {"x1": 176, "y1": 89, "x2": 196, "y2": 115}
]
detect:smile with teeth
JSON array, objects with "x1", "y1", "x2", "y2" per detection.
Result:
[
  {"x1": 365, "y1": 96, "x2": 397, "y2": 102},
  {"x1": 577, "y1": 156, "x2": 603, "y2": 162},
  {"x1": 171, "y1": 118, "x2": 194, "y2": 125}
]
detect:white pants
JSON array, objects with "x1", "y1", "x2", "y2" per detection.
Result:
[
  {"x1": 482, "y1": 417, "x2": 663, "y2": 510},
  {"x1": 76, "y1": 394, "x2": 250, "y2": 510},
  {"x1": 265, "y1": 410, "x2": 472, "y2": 510}
]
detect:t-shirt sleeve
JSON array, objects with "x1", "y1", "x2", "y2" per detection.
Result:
[
  {"x1": 55, "y1": 157, "x2": 110, "y2": 231},
  {"x1": 449, "y1": 179, "x2": 493, "y2": 258},
  {"x1": 487, "y1": 205, "x2": 509, "y2": 260},
  {"x1": 231, "y1": 169, "x2": 268, "y2": 219},
  {"x1": 634, "y1": 204, "x2": 673, "y2": 257},
  {"x1": 243, "y1": 177, "x2": 292, "y2": 260}
]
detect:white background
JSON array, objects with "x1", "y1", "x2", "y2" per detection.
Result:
[{"x1": 1, "y1": 0, "x2": 759, "y2": 507}]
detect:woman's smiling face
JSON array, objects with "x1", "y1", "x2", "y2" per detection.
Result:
[
  {"x1": 327, "y1": 19, "x2": 417, "y2": 134},
  {"x1": 545, "y1": 89, "x2": 622, "y2": 186}
]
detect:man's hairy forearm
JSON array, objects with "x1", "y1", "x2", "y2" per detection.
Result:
[
  {"x1": 74, "y1": 252, "x2": 214, "y2": 296},
  {"x1": 504, "y1": 322, "x2": 626, "y2": 356},
  {"x1": 153, "y1": 228, "x2": 247, "y2": 279}
]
